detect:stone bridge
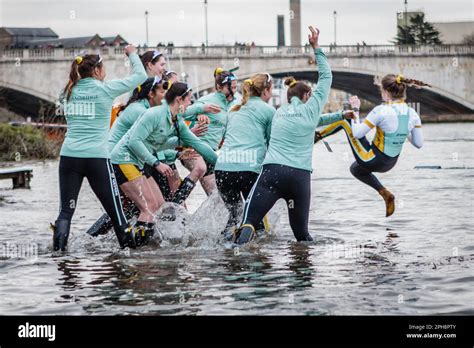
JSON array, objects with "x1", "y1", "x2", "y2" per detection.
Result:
[{"x1": 0, "y1": 44, "x2": 472, "y2": 118}]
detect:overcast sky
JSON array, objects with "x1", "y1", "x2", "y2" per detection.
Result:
[{"x1": 0, "y1": 0, "x2": 472, "y2": 46}]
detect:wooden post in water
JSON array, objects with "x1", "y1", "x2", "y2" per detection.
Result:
[{"x1": 0, "y1": 167, "x2": 33, "y2": 189}]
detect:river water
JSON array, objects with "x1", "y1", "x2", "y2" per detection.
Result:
[{"x1": 0, "y1": 123, "x2": 473, "y2": 315}]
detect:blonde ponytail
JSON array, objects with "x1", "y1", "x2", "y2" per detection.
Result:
[{"x1": 231, "y1": 74, "x2": 272, "y2": 112}]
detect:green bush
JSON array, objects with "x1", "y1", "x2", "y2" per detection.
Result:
[{"x1": 0, "y1": 123, "x2": 61, "y2": 161}]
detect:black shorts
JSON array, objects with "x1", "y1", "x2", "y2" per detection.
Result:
[
  {"x1": 143, "y1": 163, "x2": 175, "y2": 201},
  {"x1": 113, "y1": 163, "x2": 144, "y2": 186}
]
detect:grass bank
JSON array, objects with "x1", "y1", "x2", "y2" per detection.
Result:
[{"x1": 0, "y1": 123, "x2": 62, "y2": 162}]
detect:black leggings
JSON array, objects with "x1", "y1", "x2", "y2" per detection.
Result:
[
  {"x1": 215, "y1": 170, "x2": 259, "y2": 228},
  {"x1": 143, "y1": 163, "x2": 174, "y2": 201},
  {"x1": 318, "y1": 119, "x2": 398, "y2": 191},
  {"x1": 240, "y1": 164, "x2": 313, "y2": 241},
  {"x1": 57, "y1": 156, "x2": 127, "y2": 230}
]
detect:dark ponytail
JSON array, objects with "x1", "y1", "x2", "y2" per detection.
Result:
[
  {"x1": 284, "y1": 76, "x2": 311, "y2": 103},
  {"x1": 380, "y1": 74, "x2": 431, "y2": 100},
  {"x1": 117, "y1": 77, "x2": 162, "y2": 115},
  {"x1": 63, "y1": 54, "x2": 102, "y2": 101},
  {"x1": 214, "y1": 67, "x2": 235, "y2": 89},
  {"x1": 163, "y1": 70, "x2": 178, "y2": 82},
  {"x1": 164, "y1": 82, "x2": 191, "y2": 105},
  {"x1": 140, "y1": 50, "x2": 164, "y2": 73}
]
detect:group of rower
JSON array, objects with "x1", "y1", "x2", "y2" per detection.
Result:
[{"x1": 51, "y1": 26, "x2": 426, "y2": 251}]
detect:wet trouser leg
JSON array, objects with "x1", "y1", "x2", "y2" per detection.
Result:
[
  {"x1": 57, "y1": 156, "x2": 131, "y2": 249},
  {"x1": 282, "y1": 168, "x2": 312, "y2": 241},
  {"x1": 58, "y1": 156, "x2": 85, "y2": 221},
  {"x1": 215, "y1": 170, "x2": 260, "y2": 229},
  {"x1": 85, "y1": 158, "x2": 127, "y2": 230},
  {"x1": 316, "y1": 119, "x2": 348, "y2": 141},
  {"x1": 240, "y1": 164, "x2": 312, "y2": 241}
]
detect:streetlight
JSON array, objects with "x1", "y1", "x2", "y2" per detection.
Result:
[
  {"x1": 145, "y1": 10, "x2": 149, "y2": 47},
  {"x1": 404, "y1": 0, "x2": 408, "y2": 29},
  {"x1": 333, "y1": 10, "x2": 337, "y2": 46},
  {"x1": 204, "y1": 0, "x2": 209, "y2": 46}
]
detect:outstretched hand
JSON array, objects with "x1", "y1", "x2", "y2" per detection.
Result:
[
  {"x1": 204, "y1": 104, "x2": 221, "y2": 114},
  {"x1": 155, "y1": 162, "x2": 173, "y2": 177},
  {"x1": 124, "y1": 45, "x2": 137, "y2": 56},
  {"x1": 197, "y1": 114, "x2": 211, "y2": 124},
  {"x1": 349, "y1": 95, "x2": 361, "y2": 109},
  {"x1": 191, "y1": 122, "x2": 208, "y2": 137},
  {"x1": 308, "y1": 26, "x2": 320, "y2": 49}
]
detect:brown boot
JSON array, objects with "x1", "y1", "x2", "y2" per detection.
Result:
[{"x1": 378, "y1": 187, "x2": 395, "y2": 217}]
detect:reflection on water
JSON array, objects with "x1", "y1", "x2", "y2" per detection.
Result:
[{"x1": 0, "y1": 123, "x2": 473, "y2": 315}]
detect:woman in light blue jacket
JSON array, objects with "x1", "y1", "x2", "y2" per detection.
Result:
[
  {"x1": 52, "y1": 45, "x2": 147, "y2": 252},
  {"x1": 215, "y1": 73, "x2": 275, "y2": 235},
  {"x1": 234, "y1": 26, "x2": 353, "y2": 245},
  {"x1": 111, "y1": 82, "x2": 218, "y2": 246}
]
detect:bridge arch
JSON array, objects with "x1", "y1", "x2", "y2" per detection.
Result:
[
  {"x1": 0, "y1": 83, "x2": 57, "y2": 118},
  {"x1": 1, "y1": 45, "x2": 472, "y2": 118}
]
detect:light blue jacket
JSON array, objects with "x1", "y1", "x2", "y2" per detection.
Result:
[
  {"x1": 215, "y1": 96, "x2": 276, "y2": 173},
  {"x1": 263, "y1": 48, "x2": 342, "y2": 172},
  {"x1": 184, "y1": 92, "x2": 235, "y2": 151},
  {"x1": 60, "y1": 53, "x2": 147, "y2": 158},
  {"x1": 108, "y1": 98, "x2": 150, "y2": 152},
  {"x1": 111, "y1": 104, "x2": 217, "y2": 168}
]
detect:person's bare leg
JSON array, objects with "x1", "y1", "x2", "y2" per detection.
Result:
[
  {"x1": 167, "y1": 168, "x2": 181, "y2": 196},
  {"x1": 182, "y1": 156, "x2": 216, "y2": 196},
  {"x1": 200, "y1": 174, "x2": 217, "y2": 196},
  {"x1": 182, "y1": 156, "x2": 207, "y2": 182},
  {"x1": 120, "y1": 176, "x2": 157, "y2": 223},
  {"x1": 146, "y1": 176, "x2": 165, "y2": 213}
]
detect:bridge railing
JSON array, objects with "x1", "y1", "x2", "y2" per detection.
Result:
[{"x1": 0, "y1": 45, "x2": 472, "y2": 61}]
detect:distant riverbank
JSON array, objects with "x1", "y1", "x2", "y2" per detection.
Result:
[
  {"x1": 420, "y1": 114, "x2": 474, "y2": 123},
  {"x1": 0, "y1": 123, "x2": 61, "y2": 162}
]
